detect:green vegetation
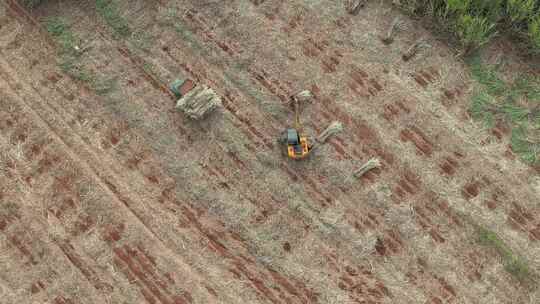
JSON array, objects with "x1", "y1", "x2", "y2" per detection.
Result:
[
  {"x1": 468, "y1": 55, "x2": 539, "y2": 165},
  {"x1": 20, "y1": 0, "x2": 44, "y2": 8},
  {"x1": 46, "y1": 17, "x2": 78, "y2": 54},
  {"x1": 395, "y1": 0, "x2": 540, "y2": 54},
  {"x1": 130, "y1": 30, "x2": 153, "y2": 52},
  {"x1": 59, "y1": 57, "x2": 91, "y2": 82},
  {"x1": 469, "y1": 56, "x2": 507, "y2": 95},
  {"x1": 0, "y1": 201, "x2": 20, "y2": 219},
  {"x1": 142, "y1": 62, "x2": 157, "y2": 75},
  {"x1": 456, "y1": 14, "x2": 497, "y2": 52},
  {"x1": 46, "y1": 17, "x2": 86, "y2": 79},
  {"x1": 477, "y1": 226, "x2": 532, "y2": 282},
  {"x1": 46, "y1": 17, "x2": 116, "y2": 96},
  {"x1": 95, "y1": 1, "x2": 154, "y2": 56},
  {"x1": 91, "y1": 76, "x2": 118, "y2": 95},
  {"x1": 530, "y1": 15, "x2": 540, "y2": 50},
  {"x1": 96, "y1": 0, "x2": 131, "y2": 38}
]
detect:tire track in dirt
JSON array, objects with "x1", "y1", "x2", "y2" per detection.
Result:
[
  {"x1": 0, "y1": 54, "x2": 157, "y2": 246},
  {"x1": 2, "y1": 0, "x2": 172, "y2": 238},
  {"x1": 0, "y1": 86, "x2": 182, "y2": 304},
  {"x1": 0, "y1": 131, "x2": 113, "y2": 303},
  {"x1": 0, "y1": 75, "x2": 236, "y2": 302},
  {"x1": 0, "y1": 54, "x2": 222, "y2": 303},
  {"x1": 5, "y1": 26, "x2": 274, "y2": 304},
  {"x1": 112, "y1": 243, "x2": 195, "y2": 304}
]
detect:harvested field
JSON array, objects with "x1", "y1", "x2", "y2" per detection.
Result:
[{"x1": 0, "y1": 0, "x2": 539, "y2": 303}]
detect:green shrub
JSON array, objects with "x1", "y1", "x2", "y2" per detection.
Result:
[
  {"x1": 529, "y1": 15, "x2": 540, "y2": 52},
  {"x1": 470, "y1": 91, "x2": 496, "y2": 127},
  {"x1": 505, "y1": 256, "x2": 531, "y2": 282},
  {"x1": 446, "y1": 0, "x2": 471, "y2": 13},
  {"x1": 468, "y1": 55, "x2": 506, "y2": 96},
  {"x1": 511, "y1": 126, "x2": 539, "y2": 164},
  {"x1": 506, "y1": 0, "x2": 535, "y2": 24},
  {"x1": 91, "y1": 76, "x2": 118, "y2": 95},
  {"x1": 469, "y1": 56, "x2": 540, "y2": 165},
  {"x1": 457, "y1": 14, "x2": 497, "y2": 53},
  {"x1": 512, "y1": 74, "x2": 540, "y2": 101},
  {"x1": 46, "y1": 17, "x2": 77, "y2": 54},
  {"x1": 477, "y1": 227, "x2": 532, "y2": 283},
  {"x1": 95, "y1": 0, "x2": 131, "y2": 38}
]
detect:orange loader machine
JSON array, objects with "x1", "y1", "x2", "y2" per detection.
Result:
[{"x1": 278, "y1": 95, "x2": 313, "y2": 160}]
